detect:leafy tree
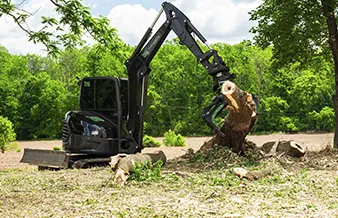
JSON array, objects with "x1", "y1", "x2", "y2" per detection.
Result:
[
  {"x1": 4, "y1": 37, "x2": 333, "y2": 139},
  {"x1": 0, "y1": 116, "x2": 16, "y2": 153},
  {"x1": 85, "y1": 44, "x2": 131, "y2": 77},
  {"x1": 250, "y1": 0, "x2": 338, "y2": 146},
  {"x1": 255, "y1": 96, "x2": 292, "y2": 132},
  {"x1": 30, "y1": 77, "x2": 73, "y2": 138},
  {"x1": 289, "y1": 70, "x2": 334, "y2": 114},
  {"x1": 0, "y1": 47, "x2": 29, "y2": 129},
  {"x1": 57, "y1": 48, "x2": 87, "y2": 89},
  {"x1": 0, "y1": 0, "x2": 121, "y2": 55},
  {"x1": 148, "y1": 40, "x2": 215, "y2": 136},
  {"x1": 308, "y1": 106, "x2": 335, "y2": 131},
  {"x1": 17, "y1": 72, "x2": 74, "y2": 139},
  {"x1": 0, "y1": 74, "x2": 21, "y2": 126},
  {"x1": 0, "y1": 46, "x2": 14, "y2": 74},
  {"x1": 214, "y1": 41, "x2": 259, "y2": 94},
  {"x1": 267, "y1": 68, "x2": 296, "y2": 101},
  {"x1": 26, "y1": 54, "x2": 47, "y2": 75}
]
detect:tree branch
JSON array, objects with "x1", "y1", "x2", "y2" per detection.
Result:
[
  {"x1": 49, "y1": 0, "x2": 58, "y2": 7},
  {"x1": 6, "y1": 13, "x2": 31, "y2": 34}
]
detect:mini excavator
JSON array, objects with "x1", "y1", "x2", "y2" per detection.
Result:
[{"x1": 21, "y1": 2, "x2": 236, "y2": 169}]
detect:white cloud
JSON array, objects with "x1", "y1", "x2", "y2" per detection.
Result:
[
  {"x1": 0, "y1": 0, "x2": 261, "y2": 54},
  {"x1": 0, "y1": 0, "x2": 57, "y2": 55},
  {"x1": 107, "y1": 4, "x2": 163, "y2": 45},
  {"x1": 108, "y1": 0, "x2": 261, "y2": 46}
]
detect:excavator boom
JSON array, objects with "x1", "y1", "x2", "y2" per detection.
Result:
[{"x1": 125, "y1": 2, "x2": 235, "y2": 147}]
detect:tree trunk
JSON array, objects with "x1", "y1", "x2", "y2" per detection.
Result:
[
  {"x1": 200, "y1": 81, "x2": 257, "y2": 154},
  {"x1": 321, "y1": 0, "x2": 338, "y2": 148}
]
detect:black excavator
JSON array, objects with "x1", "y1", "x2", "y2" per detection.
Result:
[{"x1": 21, "y1": 2, "x2": 235, "y2": 169}]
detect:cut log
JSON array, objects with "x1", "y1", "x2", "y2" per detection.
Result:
[
  {"x1": 233, "y1": 167, "x2": 272, "y2": 180},
  {"x1": 200, "y1": 81, "x2": 257, "y2": 154},
  {"x1": 110, "y1": 151, "x2": 167, "y2": 185},
  {"x1": 261, "y1": 140, "x2": 306, "y2": 158}
]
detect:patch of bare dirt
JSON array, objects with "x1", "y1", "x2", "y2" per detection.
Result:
[{"x1": 0, "y1": 140, "x2": 61, "y2": 170}]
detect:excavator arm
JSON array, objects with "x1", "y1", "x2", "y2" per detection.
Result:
[{"x1": 125, "y1": 2, "x2": 235, "y2": 149}]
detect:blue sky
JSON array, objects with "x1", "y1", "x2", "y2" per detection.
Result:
[{"x1": 0, "y1": 0, "x2": 262, "y2": 54}]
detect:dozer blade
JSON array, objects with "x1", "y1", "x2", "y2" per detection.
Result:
[{"x1": 20, "y1": 148, "x2": 69, "y2": 168}]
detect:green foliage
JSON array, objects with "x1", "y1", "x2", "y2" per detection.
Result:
[
  {"x1": 213, "y1": 41, "x2": 272, "y2": 94},
  {"x1": 0, "y1": 116, "x2": 16, "y2": 153},
  {"x1": 142, "y1": 135, "x2": 161, "y2": 148},
  {"x1": 249, "y1": 0, "x2": 337, "y2": 136},
  {"x1": 280, "y1": 117, "x2": 298, "y2": 132},
  {"x1": 53, "y1": 146, "x2": 62, "y2": 151},
  {"x1": 188, "y1": 170, "x2": 241, "y2": 187},
  {"x1": 0, "y1": 38, "x2": 335, "y2": 140},
  {"x1": 289, "y1": 70, "x2": 333, "y2": 114},
  {"x1": 0, "y1": 0, "x2": 122, "y2": 56},
  {"x1": 250, "y1": 0, "x2": 328, "y2": 68},
  {"x1": 85, "y1": 44, "x2": 131, "y2": 77},
  {"x1": 163, "y1": 130, "x2": 187, "y2": 147},
  {"x1": 145, "y1": 40, "x2": 214, "y2": 136},
  {"x1": 308, "y1": 107, "x2": 335, "y2": 132},
  {"x1": 4, "y1": 141, "x2": 20, "y2": 153},
  {"x1": 129, "y1": 160, "x2": 163, "y2": 182},
  {"x1": 256, "y1": 96, "x2": 290, "y2": 132},
  {"x1": 17, "y1": 73, "x2": 73, "y2": 139}
]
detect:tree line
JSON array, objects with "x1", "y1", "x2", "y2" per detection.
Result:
[{"x1": 0, "y1": 38, "x2": 335, "y2": 140}]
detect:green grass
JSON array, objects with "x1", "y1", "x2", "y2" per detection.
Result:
[
  {"x1": 163, "y1": 130, "x2": 187, "y2": 147},
  {"x1": 1, "y1": 148, "x2": 338, "y2": 217},
  {"x1": 52, "y1": 146, "x2": 62, "y2": 151},
  {"x1": 142, "y1": 135, "x2": 161, "y2": 148},
  {"x1": 129, "y1": 160, "x2": 163, "y2": 182},
  {"x1": 4, "y1": 142, "x2": 21, "y2": 153}
]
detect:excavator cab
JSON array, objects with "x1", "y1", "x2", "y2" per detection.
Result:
[
  {"x1": 21, "y1": 77, "x2": 139, "y2": 169},
  {"x1": 62, "y1": 77, "x2": 139, "y2": 156}
]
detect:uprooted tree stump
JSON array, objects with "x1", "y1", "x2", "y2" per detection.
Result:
[{"x1": 200, "y1": 81, "x2": 257, "y2": 154}]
